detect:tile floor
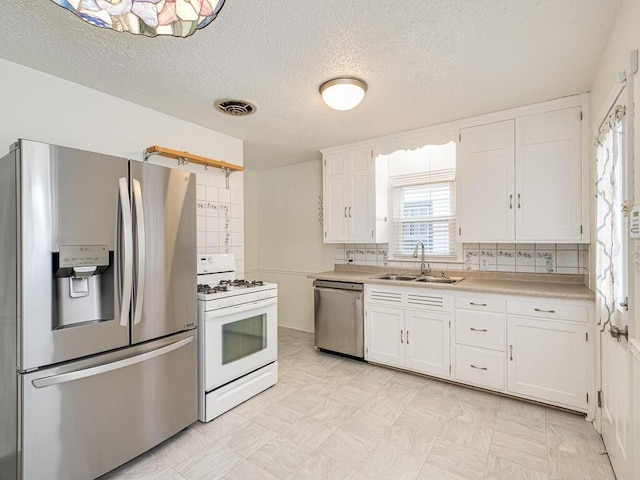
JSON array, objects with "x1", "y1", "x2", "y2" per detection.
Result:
[{"x1": 102, "y1": 327, "x2": 615, "y2": 480}]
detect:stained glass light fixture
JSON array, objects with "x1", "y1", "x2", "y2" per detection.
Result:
[{"x1": 51, "y1": 0, "x2": 226, "y2": 38}]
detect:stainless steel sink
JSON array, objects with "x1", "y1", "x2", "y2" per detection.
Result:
[
  {"x1": 372, "y1": 274, "x2": 418, "y2": 281},
  {"x1": 371, "y1": 274, "x2": 464, "y2": 285},
  {"x1": 413, "y1": 276, "x2": 464, "y2": 285}
]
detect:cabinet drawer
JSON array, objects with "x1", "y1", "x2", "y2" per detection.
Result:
[
  {"x1": 455, "y1": 345, "x2": 505, "y2": 391},
  {"x1": 455, "y1": 295, "x2": 505, "y2": 313},
  {"x1": 455, "y1": 310, "x2": 505, "y2": 351},
  {"x1": 506, "y1": 300, "x2": 588, "y2": 323}
]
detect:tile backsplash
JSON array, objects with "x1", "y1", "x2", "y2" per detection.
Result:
[
  {"x1": 195, "y1": 174, "x2": 244, "y2": 277},
  {"x1": 335, "y1": 243, "x2": 589, "y2": 275}
]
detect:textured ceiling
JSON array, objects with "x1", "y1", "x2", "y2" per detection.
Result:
[{"x1": 0, "y1": 1, "x2": 621, "y2": 170}]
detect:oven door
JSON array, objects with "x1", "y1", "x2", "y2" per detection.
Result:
[{"x1": 204, "y1": 297, "x2": 277, "y2": 391}]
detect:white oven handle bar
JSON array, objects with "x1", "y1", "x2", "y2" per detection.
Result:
[{"x1": 206, "y1": 297, "x2": 277, "y2": 318}]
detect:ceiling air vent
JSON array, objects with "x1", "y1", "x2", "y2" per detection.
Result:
[{"x1": 214, "y1": 99, "x2": 257, "y2": 116}]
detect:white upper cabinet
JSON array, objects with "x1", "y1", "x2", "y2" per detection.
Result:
[
  {"x1": 458, "y1": 106, "x2": 586, "y2": 243},
  {"x1": 323, "y1": 146, "x2": 380, "y2": 243},
  {"x1": 515, "y1": 107, "x2": 583, "y2": 242},
  {"x1": 458, "y1": 120, "x2": 515, "y2": 242}
]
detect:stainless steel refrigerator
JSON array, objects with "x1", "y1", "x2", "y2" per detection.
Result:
[{"x1": 0, "y1": 140, "x2": 198, "y2": 480}]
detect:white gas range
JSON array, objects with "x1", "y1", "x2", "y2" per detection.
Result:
[{"x1": 197, "y1": 254, "x2": 278, "y2": 422}]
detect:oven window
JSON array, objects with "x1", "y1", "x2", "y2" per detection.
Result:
[{"x1": 222, "y1": 314, "x2": 267, "y2": 365}]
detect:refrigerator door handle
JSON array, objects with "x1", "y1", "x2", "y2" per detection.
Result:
[
  {"x1": 132, "y1": 178, "x2": 146, "y2": 326},
  {"x1": 118, "y1": 177, "x2": 133, "y2": 327},
  {"x1": 31, "y1": 336, "x2": 194, "y2": 388}
]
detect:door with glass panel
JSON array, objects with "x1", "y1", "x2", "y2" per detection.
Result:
[{"x1": 596, "y1": 95, "x2": 631, "y2": 480}]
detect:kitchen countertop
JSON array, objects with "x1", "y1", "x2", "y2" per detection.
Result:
[{"x1": 308, "y1": 266, "x2": 594, "y2": 301}]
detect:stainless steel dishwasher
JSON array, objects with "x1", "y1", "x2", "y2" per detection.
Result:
[{"x1": 313, "y1": 280, "x2": 364, "y2": 359}]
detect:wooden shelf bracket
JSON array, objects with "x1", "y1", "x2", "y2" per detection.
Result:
[{"x1": 144, "y1": 145, "x2": 244, "y2": 188}]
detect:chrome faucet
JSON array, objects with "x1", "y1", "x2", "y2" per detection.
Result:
[{"x1": 412, "y1": 241, "x2": 431, "y2": 276}]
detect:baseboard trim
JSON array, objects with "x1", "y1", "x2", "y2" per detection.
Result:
[{"x1": 278, "y1": 321, "x2": 314, "y2": 333}]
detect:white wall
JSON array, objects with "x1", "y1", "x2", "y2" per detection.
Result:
[
  {"x1": 0, "y1": 59, "x2": 244, "y2": 459},
  {"x1": 588, "y1": 1, "x2": 640, "y2": 478},
  {"x1": 246, "y1": 160, "x2": 334, "y2": 331},
  {"x1": 0, "y1": 58, "x2": 245, "y2": 272}
]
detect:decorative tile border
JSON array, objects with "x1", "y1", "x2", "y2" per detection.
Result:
[
  {"x1": 197, "y1": 199, "x2": 231, "y2": 253},
  {"x1": 336, "y1": 243, "x2": 587, "y2": 275}
]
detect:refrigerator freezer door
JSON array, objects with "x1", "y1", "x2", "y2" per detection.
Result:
[
  {"x1": 20, "y1": 330, "x2": 197, "y2": 480},
  {"x1": 19, "y1": 141, "x2": 131, "y2": 371},
  {"x1": 129, "y1": 161, "x2": 197, "y2": 344}
]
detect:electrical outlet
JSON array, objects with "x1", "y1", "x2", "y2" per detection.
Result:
[{"x1": 480, "y1": 257, "x2": 489, "y2": 269}]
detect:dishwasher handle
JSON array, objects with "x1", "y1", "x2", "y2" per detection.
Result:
[{"x1": 313, "y1": 280, "x2": 364, "y2": 291}]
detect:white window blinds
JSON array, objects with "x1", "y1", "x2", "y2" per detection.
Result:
[{"x1": 390, "y1": 169, "x2": 456, "y2": 258}]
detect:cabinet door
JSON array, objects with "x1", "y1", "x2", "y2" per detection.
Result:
[
  {"x1": 348, "y1": 148, "x2": 375, "y2": 242},
  {"x1": 507, "y1": 316, "x2": 588, "y2": 409},
  {"x1": 458, "y1": 120, "x2": 515, "y2": 242},
  {"x1": 405, "y1": 309, "x2": 451, "y2": 377},
  {"x1": 323, "y1": 152, "x2": 349, "y2": 242},
  {"x1": 515, "y1": 107, "x2": 582, "y2": 242},
  {"x1": 365, "y1": 304, "x2": 404, "y2": 368}
]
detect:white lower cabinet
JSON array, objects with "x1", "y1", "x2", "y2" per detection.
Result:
[
  {"x1": 507, "y1": 316, "x2": 589, "y2": 410},
  {"x1": 366, "y1": 305, "x2": 404, "y2": 369},
  {"x1": 363, "y1": 284, "x2": 594, "y2": 414},
  {"x1": 365, "y1": 286, "x2": 451, "y2": 378},
  {"x1": 455, "y1": 345, "x2": 505, "y2": 391},
  {"x1": 405, "y1": 309, "x2": 451, "y2": 377}
]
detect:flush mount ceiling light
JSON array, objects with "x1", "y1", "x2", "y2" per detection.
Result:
[
  {"x1": 319, "y1": 77, "x2": 368, "y2": 111},
  {"x1": 51, "y1": 0, "x2": 226, "y2": 38}
]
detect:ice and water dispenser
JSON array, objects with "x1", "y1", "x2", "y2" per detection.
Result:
[{"x1": 53, "y1": 245, "x2": 115, "y2": 329}]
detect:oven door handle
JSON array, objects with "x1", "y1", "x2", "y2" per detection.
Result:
[{"x1": 206, "y1": 297, "x2": 277, "y2": 317}]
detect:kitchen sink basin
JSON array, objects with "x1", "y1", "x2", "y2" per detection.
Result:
[
  {"x1": 372, "y1": 274, "x2": 418, "y2": 281},
  {"x1": 371, "y1": 274, "x2": 464, "y2": 285},
  {"x1": 413, "y1": 276, "x2": 464, "y2": 285}
]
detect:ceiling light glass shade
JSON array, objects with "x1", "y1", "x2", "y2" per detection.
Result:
[
  {"x1": 320, "y1": 78, "x2": 368, "y2": 111},
  {"x1": 51, "y1": 0, "x2": 225, "y2": 38}
]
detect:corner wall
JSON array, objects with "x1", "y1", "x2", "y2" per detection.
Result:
[{"x1": 245, "y1": 160, "x2": 334, "y2": 332}]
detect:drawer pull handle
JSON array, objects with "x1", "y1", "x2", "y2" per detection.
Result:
[
  {"x1": 470, "y1": 302, "x2": 487, "y2": 307},
  {"x1": 509, "y1": 345, "x2": 513, "y2": 361},
  {"x1": 400, "y1": 330, "x2": 403, "y2": 344},
  {"x1": 534, "y1": 308, "x2": 556, "y2": 314},
  {"x1": 406, "y1": 330, "x2": 409, "y2": 344},
  {"x1": 470, "y1": 364, "x2": 488, "y2": 370},
  {"x1": 470, "y1": 328, "x2": 488, "y2": 332}
]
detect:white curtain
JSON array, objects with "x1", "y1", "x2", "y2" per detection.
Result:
[{"x1": 595, "y1": 105, "x2": 626, "y2": 329}]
